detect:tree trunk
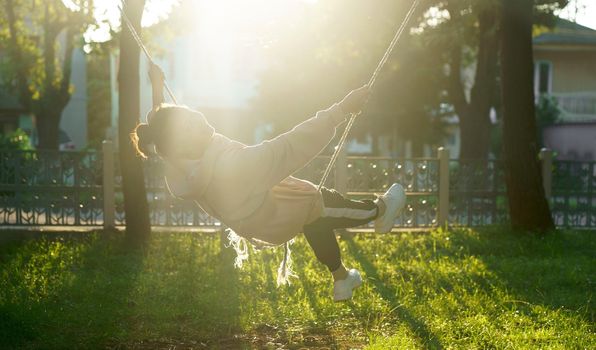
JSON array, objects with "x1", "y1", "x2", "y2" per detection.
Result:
[
  {"x1": 500, "y1": 0, "x2": 554, "y2": 232},
  {"x1": 5, "y1": 1, "x2": 91, "y2": 150},
  {"x1": 36, "y1": 112, "x2": 61, "y2": 149},
  {"x1": 118, "y1": 0, "x2": 151, "y2": 244},
  {"x1": 36, "y1": 22, "x2": 75, "y2": 150},
  {"x1": 458, "y1": 109, "x2": 492, "y2": 160},
  {"x1": 448, "y1": 4, "x2": 499, "y2": 160}
]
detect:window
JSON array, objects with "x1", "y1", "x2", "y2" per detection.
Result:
[{"x1": 534, "y1": 61, "x2": 552, "y2": 96}]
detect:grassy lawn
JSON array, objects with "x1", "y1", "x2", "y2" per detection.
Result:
[{"x1": 0, "y1": 228, "x2": 594, "y2": 349}]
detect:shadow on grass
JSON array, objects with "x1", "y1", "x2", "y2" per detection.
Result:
[
  {"x1": 295, "y1": 266, "x2": 340, "y2": 349},
  {"x1": 124, "y1": 231, "x2": 244, "y2": 349},
  {"x1": 445, "y1": 228, "x2": 595, "y2": 324},
  {"x1": 296, "y1": 266, "x2": 325, "y2": 317},
  {"x1": 344, "y1": 235, "x2": 444, "y2": 350},
  {"x1": 0, "y1": 230, "x2": 146, "y2": 348},
  {"x1": 256, "y1": 250, "x2": 339, "y2": 349},
  {"x1": 0, "y1": 230, "x2": 248, "y2": 349}
]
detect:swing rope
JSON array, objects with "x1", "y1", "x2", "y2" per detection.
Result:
[
  {"x1": 118, "y1": 1, "x2": 178, "y2": 105},
  {"x1": 277, "y1": 0, "x2": 422, "y2": 285},
  {"x1": 315, "y1": 0, "x2": 421, "y2": 192},
  {"x1": 117, "y1": 0, "x2": 422, "y2": 285},
  {"x1": 118, "y1": 0, "x2": 420, "y2": 185}
]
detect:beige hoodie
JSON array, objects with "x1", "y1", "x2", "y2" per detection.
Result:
[{"x1": 165, "y1": 103, "x2": 347, "y2": 245}]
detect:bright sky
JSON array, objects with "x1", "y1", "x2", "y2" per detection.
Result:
[
  {"x1": 82, "y1": 0, "x2": 319, "y2": 48},
  {"x1": 557, "y1": 0, "x2": 596, "y2": 30},
  {"x1": 82, "y1": 0, "x2": 179, "y2": 46},
  {"x1": 81, "y1": 0, "x2": 596, "y2": 46}
]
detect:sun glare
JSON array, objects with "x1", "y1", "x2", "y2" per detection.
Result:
[
  {"x1": 83, "y1": 0, "x2": 178, "y2": 46},
  {"x1": 83, "y1": 0, "x2": 319, "y2": 50},
  {"x1": 557, "y1": 0, "x2": 596, "y2": 30},
  {"x1": 192, "y1": 0, "x2": 319, "y2": 46},
  {"x1": 173, "y1": 0, "x2": 320, "y2": 109}
]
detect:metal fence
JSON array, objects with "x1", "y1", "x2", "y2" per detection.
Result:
[
  {"x1": 551, "y1": 160, "x2": 596, "y2": 227},
  {"x1": 0, "y1": 150, "x2": 103, "y2": 226},
  {"x1": 1, "y1": 144, "x2": 594, "y2": 230},
  {"x1": 449, "y1": 159, "x2": 508, "y2": 227}
]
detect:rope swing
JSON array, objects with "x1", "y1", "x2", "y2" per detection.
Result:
[
  {"x1": 315, "y1": 0, "x2": 421, "y2": 192},
  {"x1": 117, "y1": 1, "x2": 178, "y2": 105},
  {"x1": 118, "y1": 0, "x2": 422, "y2": 285},
  {"x1": 119, "y1": 0, "x2": 420, "y2": 186},
  {"x1": 278, "y1": 0, "x2": 422, "y2": 286}
]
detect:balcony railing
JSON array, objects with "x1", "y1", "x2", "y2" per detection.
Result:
[{"x1": 551, "y1": 92, "x2": 596, "y2": 120}]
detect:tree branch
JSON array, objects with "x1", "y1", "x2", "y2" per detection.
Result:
[
  {"x1": 444, "y1": 3, "x2": 470, "y2": 118},
  {"x1": 5, "y1": 0, "x2": 32, "y2": 110},
  {"x1": 43, "y1": 2, "x2": 58, "y2": 91},
  {"x1": 58, "y1": 26, "x2": 75, "y2": 108},
  {"x1": 470, "y1": 3, "x2": 499, "y2": 114}
]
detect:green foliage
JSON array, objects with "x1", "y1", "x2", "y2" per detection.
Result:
[
  {"x1": 251, "y1": 0, "x2": 569, "y2": 156},
  {"x1": 0, "y1": 228, "x2": 593, "y2": 348},
  {"x1": 416, "y1": 0, "x2": 568, "y2": 159},
  {"x1": 0, "y1": 130, "x2": 34, "y2": 195},
  {"x1": 534, "y1": 0, "x2": 571, "y2": 26},
  {"x1": 536, "y1": 94, "x2": 561, "y2": 148},
  {"x1": 251, "y1": 1, "x2": 447, "y2": 155},
  {"x1": 86, "y1": 54, "x2": 112, "y2": 149},
  {"x1": 422, "y1": 0, "x2": 568, "y2": 51},
  {"x1": 536, "y1": 94, "x2": 561, "y2": 126},
  {"x1": 0, "y1": 0, "x2": 93, "y2": 104},
  {"x1": 0, "y1": 0, "x2": 95, "y2": 148},
  {"x1": 0, "y1": 129, "x2": 33, "y2": 151}
]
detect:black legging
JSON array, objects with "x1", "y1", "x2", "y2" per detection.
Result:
[{"x1": 303, "y1": 187, "x2": 379, "y2": 271}]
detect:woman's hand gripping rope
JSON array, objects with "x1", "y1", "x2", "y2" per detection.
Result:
[
  {"x1": 338, "y1": 84, "x2": 371, "y2": 116},
  {"x1": 148, "y1": 62, "x2": 166, "y2": 109}
]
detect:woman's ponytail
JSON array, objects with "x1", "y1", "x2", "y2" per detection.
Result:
[{"x1": 131, "y1": 123, "x2": 155, "y2": 158}]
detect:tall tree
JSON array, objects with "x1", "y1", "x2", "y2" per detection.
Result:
[
  {"x1": 252, "y1": 0, "x2": 440, "y2": 156},
  {"x1": 443, "y1": 0, "x2": 500, "y2": 160},
  {"x1": 421, "y1": 0, "x2": 567, "y2": 160},
  {"x1": 2, "y1": 0, "x2": 93, "y2": 149},
  {"x1": 500, "y1": 0, "x2": 554, "y2": 231},
  {"x1": 118, "y1": 0, "x2": 151, "y2": 244}
]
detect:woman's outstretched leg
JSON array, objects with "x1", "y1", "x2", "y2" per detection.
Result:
[
  {"x1": 302, "y1": 187, "x2": 381, "y2": 300},
  {"x1": 303, "y1": 187, "x2": 383, "y2": 270},
  {"x1": 303, "y1": 226, "x2": 343, "y2": 275},
  {"x1": 302, "y1": 185, "x2": 405, "y2": 301}
]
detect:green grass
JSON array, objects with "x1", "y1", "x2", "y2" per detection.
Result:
[{"x1": 0, "y1": 228, "x2": 594, "y2": 349}]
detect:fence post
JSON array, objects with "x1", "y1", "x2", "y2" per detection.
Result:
[
  {"x1": 335, "y1": 146, "x2": 348, "y2": 195},
  {"x1": 539, "y1": 148, "x2": 553, "y2": 199},
  {"x1": 102, "y1": 140, "x2": 115, "y2": 230},
  {"x1": 438, "y1": 147, "x2": 450, "y2": 228}
]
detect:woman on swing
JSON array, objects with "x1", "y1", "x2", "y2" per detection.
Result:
[{"x1": 132, "y1": 63, "x2": 406, "y2": 302}]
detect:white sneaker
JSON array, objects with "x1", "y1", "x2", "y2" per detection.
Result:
[
  {"x1": 374, "y1": 183, "x2": 406, "y2": 234},
  {"x1": 334, "y1": 269, "x2": 363, "y2": 302}
]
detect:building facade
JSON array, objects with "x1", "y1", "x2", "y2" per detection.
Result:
[{"x1": 534, "y1": 19, "x2": 596, "y2": 161}]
